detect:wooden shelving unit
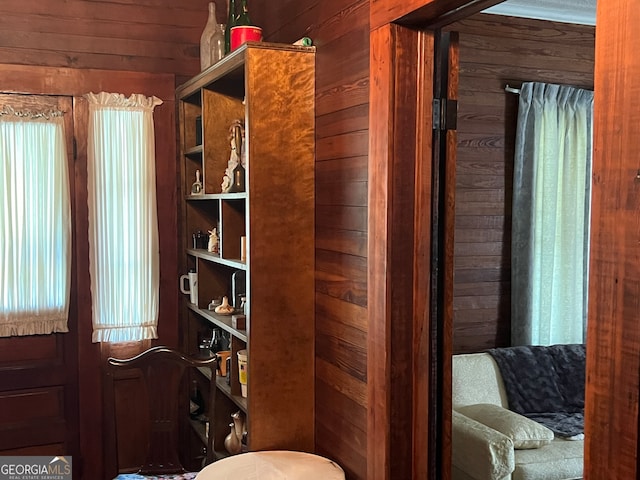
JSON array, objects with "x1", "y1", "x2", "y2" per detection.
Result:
[{"x1": 177, "y1": 41, "x2": 316, "y2": 467}]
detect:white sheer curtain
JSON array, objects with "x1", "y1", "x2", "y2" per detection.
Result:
[
  {"x1": 0, "y1": 109, "x2": 71, "y2": 336},
  {"x1": 85, "y1": 92, "x2": 162, "y2": 343},
  {"x1": 512, "y1": 82, "x2": 593, "y2": 346}
]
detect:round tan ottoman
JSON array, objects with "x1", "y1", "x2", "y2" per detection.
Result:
[{"x1": 195, "y1": 451, "x2": 345, "y2": 480}]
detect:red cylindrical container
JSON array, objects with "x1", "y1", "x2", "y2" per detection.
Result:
[{"x1": 230, "y1": 26, "x2": 262, "y2": 51}]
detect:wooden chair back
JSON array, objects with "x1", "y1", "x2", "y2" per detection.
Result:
[{"x1": 105, "y1": 346, "x2": 216, "y2": 476}]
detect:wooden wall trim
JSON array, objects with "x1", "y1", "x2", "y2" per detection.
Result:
[
  {"x1": 434, "y1": 31, "x2": 458, "y2": 480},
  {"x1": 368, "y1": 23, "x2": 435, "y2": 480},
  {"x1": 370, "y1": 0, "x2": 502, "y2": 31},
  {"x1": 368, "y1": 24, "x2": 393, "y2": 479},
  {"x1": 368, "y1": 24, "x2": 394, "y2": 480},
  {"x1": 412, "y1": 29, "x2": 436, "y2": 480},
  {"x1": 0, "y1": 64, "x2": 175, "y2": 100}
]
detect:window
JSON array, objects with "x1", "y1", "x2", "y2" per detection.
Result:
[
  {"x1": 85, "y1": 92, "x2": 162, "y2": 343},
  {"x1": 0, "y1": 107, "x2": 71, "y2": 336}
]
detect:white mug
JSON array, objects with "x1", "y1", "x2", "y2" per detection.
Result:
[{"x1": 180, "y1": 271, "x2": 198, "y2": 305}]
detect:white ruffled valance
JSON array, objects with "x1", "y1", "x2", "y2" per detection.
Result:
[
  {"x1": 84, "y1": 92, "x2": 163, "y2": 111},
  {"x1": 0, "y1": 105, "x2": 65, "y2": 120}
]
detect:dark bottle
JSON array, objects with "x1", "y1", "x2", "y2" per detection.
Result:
[
  {"x1": 189, "y1": 380, "x2": 205, "y2": 419},
  {"x1": 210, "y1": 328, "x2": 223, "y2": 353},
  {"x1": 224, "y1": 0, "x2": 238, "y2": 54},
  {"x1": 236, "y1": 0, "x2": 251, "y2": 26}
]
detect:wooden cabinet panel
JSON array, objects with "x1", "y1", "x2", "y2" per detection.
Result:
[
  {"x1": 0, "y1": 335, "x2": 59, "y2": 363},
  {"x1": 0, "y1": 387, "x2": 64, "y2": 424}
]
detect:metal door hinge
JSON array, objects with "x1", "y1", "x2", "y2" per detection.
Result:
[{"x1": 433, "y1": 98, "x2": 458, "y2": 131}]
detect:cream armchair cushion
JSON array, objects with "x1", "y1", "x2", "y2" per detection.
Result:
[
  {"x1": 452, "y1": 353, "x2": 509, "y2": 408},
  {"x1": 457, "y1": 404, "x2": 554, "y2": 449},
  {"x1": 452, "y1": 410, "x2": 515, "y2": 480}
]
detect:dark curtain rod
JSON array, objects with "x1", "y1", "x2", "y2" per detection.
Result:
[{"x1": 504, "y1": 83, "x2": 594, "y2": 94}]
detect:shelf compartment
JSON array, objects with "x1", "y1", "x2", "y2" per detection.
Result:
[
  {"x1": 180, "y1": 100, "x2": 202, "y2": 157},
  {"x1": 188, "y1": 303, "x2": 247, "y2": 342},
  {"x1": 195, "y1": 259, "x2": 246, "y2": 312},
  {"x1": 186, "y1": 200, "x2": 219, "y2": 248},
  {"x1": 190, "y1": 260, "x2": 230, "y2": 310},
  {"x1": 220, "y1": 199, "x2": 246, "y2": 260},
  {"x1": 198, "y1": 367, "x2": 247, "y2": 413},
  {"x1": 202, "y1": 89, "x2": 245, "y2": 194},
  {"x1": 189, "y1": 418, "x2": 208, "y2": 446},
  {"x1": 216, "y1": 374, "x2": 247, "y2": 413}
]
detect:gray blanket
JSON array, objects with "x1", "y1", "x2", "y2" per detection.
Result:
[{"x1": 487, "y1": 344, "x2": 585, "y2": 438}]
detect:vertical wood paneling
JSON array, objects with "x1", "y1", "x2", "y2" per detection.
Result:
[{"x1": 448, "y1": 14, "x2": 594, "y2": 354}]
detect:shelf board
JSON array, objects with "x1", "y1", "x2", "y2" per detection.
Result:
[
  {"x1": 186, "y1": 248, "x2": 247, "y2": 270},
  {"x1": 189, "y1": 418, "x2": 208, "y2": 446},
  {"x1": 196, "y1": 366, "x2": 214, "y2": 381},
  {"x1": 216, "y1": 375, "x2": 247, "y2": 413},
  {"x1": 188, "y1": 303, "x2": 247, "y2": 342},
  {"x1": 186, "y1": 192, "x2": 247, "y2": 201},
  {"x1": 197, "y1": 365, "x2": 247, "y2": 412},
  {"x1": 196, "y1": 368, "x2": 247, "y2": 421},
  {"x1": 185, "y1": 145, "x2": 203, "y2": 157}
]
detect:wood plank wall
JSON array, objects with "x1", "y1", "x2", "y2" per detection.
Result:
[
  {"x1": 251, "y1": 2, "x2": 369, "y2": 479},
  {"x1": 446, "y1": 14, "x2": 594, "y2": 353},
  {"x1": 0, "y1": 0, "x2": 220, "y2": 85},
  {"x1": 0, "y1": 3, "x2": 209, "y2": 477}
]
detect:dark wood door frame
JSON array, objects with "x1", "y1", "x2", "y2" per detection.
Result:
[
  {"x1": 368, "y1": 3, "x2": 496, "y2": 479},
  {"x1": 369, "y1": 1, "x2": 640, "y2": 480}
]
